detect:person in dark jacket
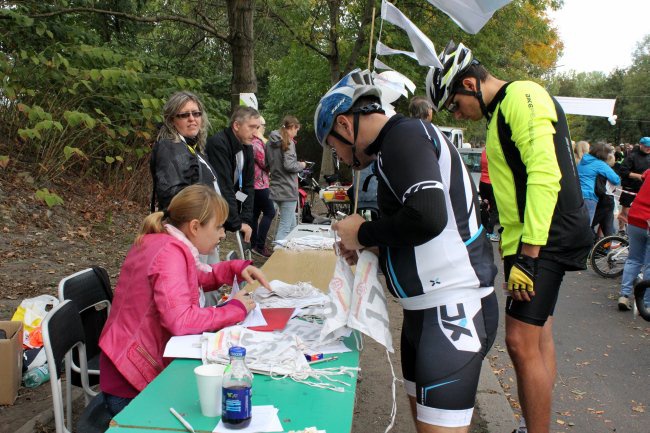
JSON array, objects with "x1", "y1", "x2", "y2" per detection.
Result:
[
  {"x1": 206, "y1": 106, "x2": 261, "y2": 243},
  {"x1": 266, "y1": 115, "x2": 306, "y2": 241},
  {"x1": 617, "y1": 137, "x2": 650, "y2": 230},
  {"x1": 151, "y1": 91, "x2": 219, "y2": 212},
  {"x1": 591, "y1": 153, "x2": 617, "y2": 238}
]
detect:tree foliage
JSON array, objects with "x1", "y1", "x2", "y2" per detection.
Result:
[{"x1": 1, "y1": 0, "x2": 647, "y2": 202}]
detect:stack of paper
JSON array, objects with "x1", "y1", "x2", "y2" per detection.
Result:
[{"x1": 213, "y1": 405, "x2": 283, "y2": 433}]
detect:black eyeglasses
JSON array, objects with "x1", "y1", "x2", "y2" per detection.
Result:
[
  {"x1": 445, "y1": 88, "x2": 476, "y2": 114},
  {"x1": 176, "y1": 111, "x2": 202, "y2": 119},
  {"x1": 445, "y1": 97, "x2": 459, "y2": 114}
]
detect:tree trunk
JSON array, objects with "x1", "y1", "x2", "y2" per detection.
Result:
[
  {"x1": 227, "y1": 0, "x2": 257, "y2": 111},
  {"x1": 319, "y1": 0, "x2": 341, "y2": 182},
  {"x1": 327, "y1": 0, "x2": 341, "y2": 84}
]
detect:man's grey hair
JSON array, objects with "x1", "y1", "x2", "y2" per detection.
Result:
[
  {"x1": 408, "y1": 96, "x2": 432, "y2": 120},
  {"x1": 230, "y1": 106, "x2": 260, "y2": 127}
]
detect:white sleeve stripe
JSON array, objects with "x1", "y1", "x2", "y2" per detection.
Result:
[
  {"x1": 377, "y1": 155, "x2": 402, "y2": 202},
  {"x1": 403, "y1": 181, "x2": 444, "y2": 202}
]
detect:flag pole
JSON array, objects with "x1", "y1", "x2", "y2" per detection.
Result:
[{"x1": 354, "y1": 4, "x2": 377, "y2": 216}]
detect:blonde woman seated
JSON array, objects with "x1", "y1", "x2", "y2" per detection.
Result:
[{"x1": 99, "y1": 185, "x2": 270, "y2": 416}]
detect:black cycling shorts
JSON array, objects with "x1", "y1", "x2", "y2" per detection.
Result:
[
  {"x1": 401, "y1": 292, "x2": 498, "y2": 427},
  {"x1": 504, "y1": 256, "x2": 566, "y2": 326},
  {"x1": 619, "y1": 190, "x2": 636, "y2": 208}
]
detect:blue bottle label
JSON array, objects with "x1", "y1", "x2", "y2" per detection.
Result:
[{"x1": 222, "y1": 386, "x2": 252, "y2": 420}]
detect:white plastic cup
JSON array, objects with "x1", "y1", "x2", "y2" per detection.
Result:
[{"x1": 194, "y1": 363, "x2": 227, "y2": 417}]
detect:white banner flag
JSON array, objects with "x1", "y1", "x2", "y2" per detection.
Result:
[
  {"x1": 374, "y1": 58, "x2": 394, "y2": 71},
  {"x1": 554, "y1": 96, "x2": 616, "y2": 118},
  {"x1": 380, "y1": 1, "x2": 442, "y2": 68},
  {"x1": 426, "y1": 0, "x2": 512, "y2": 34}
]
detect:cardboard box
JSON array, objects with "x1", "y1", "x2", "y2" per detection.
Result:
[{"x1": 0, "y1": 321, "x2": 24, "y2": 405}]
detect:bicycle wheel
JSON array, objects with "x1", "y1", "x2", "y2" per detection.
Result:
[
  {"x1": 633, "y1": 279, "x2": 650, "y2": 322},
  {"x1": 589, "y1": 235, "x2": 629, "y2": 278}
]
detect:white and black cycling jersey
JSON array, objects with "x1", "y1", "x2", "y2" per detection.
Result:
[{"x1": 358, "y1": 115, "x2": 496, "y2": 307}]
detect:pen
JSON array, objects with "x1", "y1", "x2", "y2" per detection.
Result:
[
  {"x1": 309, "y1": 356, "x2": 339, "y2": 365},
  {"x1": 170, "y1": 407, "x2": 195, "y2": 433}
]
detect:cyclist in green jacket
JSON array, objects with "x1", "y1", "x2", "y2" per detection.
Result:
[{"x1": 427, "y1": 41, "x2": 592, "y2": 433}]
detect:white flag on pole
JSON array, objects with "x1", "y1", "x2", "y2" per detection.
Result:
[
  {"x1": 426, "y1": 0, "x2": 512, "y2": 34},
  {"x1": 380, "y1": 1, "x2": 442, "y2": 68},
  {"x1": 373, "y1": 58, "x2": 394, "y2": 71}
]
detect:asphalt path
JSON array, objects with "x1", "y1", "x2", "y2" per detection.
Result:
[{"x1": 487, "y1": 244, "x2": 650, "y2": 433}]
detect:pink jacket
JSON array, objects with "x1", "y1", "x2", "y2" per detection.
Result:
[
  {"x1": 252, "y1": 137, "x2": 270, "y2": 190},
  {"x1": 99, "y1": 233, "x2": 251, "y2": 391}
]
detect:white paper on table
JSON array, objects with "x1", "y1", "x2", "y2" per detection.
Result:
[
  {"x1": 163, "y1": 334, "x2": 202, "y2": 359},
  {"x1": 213, "y1": 405, "x2": 283, "y2": 433},
  {"x1": 227, "y1": 276, "x2": 241, "y2": 299},
  {"x1": 240, "y1": 304, "x2": 267, "y2": 328},
  {"x1": 282, "y1": 318, "x2": 351, "y2": 355}
]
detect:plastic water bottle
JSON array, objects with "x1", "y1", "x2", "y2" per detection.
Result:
[
  {"x1": 23, "y1": 364, "x2": 50, "y2": 388},
  {"x1": 221, "y1": 346, "x2": 252, "y2": 429}
]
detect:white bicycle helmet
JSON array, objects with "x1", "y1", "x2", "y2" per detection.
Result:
[
  {"x1": 314, "y1": 69, "x2": 382, "y2": 148},
  {"x1": 426, "y1": 41, "x2": 475, "y2": 113}
]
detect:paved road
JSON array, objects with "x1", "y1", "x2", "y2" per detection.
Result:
[{"x1": 488, "y1": 245, "x2": 650, "y2": 433}]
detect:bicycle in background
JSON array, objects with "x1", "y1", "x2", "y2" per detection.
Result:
[{"x1": 590, "y1": 233, "x2": 629, "y2": 278}]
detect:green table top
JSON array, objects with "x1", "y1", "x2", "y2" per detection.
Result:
[{"x1": 109, "y1": 338, "x2": 359, "y2": 433}]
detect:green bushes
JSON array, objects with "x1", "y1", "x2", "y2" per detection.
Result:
[{"x1": 0, "y1": 6, "x2": 226, "y2": 201}]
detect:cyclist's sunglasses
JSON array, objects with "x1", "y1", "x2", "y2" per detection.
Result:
[{"x1": 445, "y1": 89, "x2": 476, "y2": 114}]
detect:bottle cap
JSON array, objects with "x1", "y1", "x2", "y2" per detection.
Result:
[{"x1": 228, "y1": 346, "x2": 246, "y2": 357}]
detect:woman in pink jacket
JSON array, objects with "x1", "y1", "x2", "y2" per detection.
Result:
[{"x1": 99, "y1": 184, "x2": 270, "y2": 415}]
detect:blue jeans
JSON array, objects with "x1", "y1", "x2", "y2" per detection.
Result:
[
  {"x1": 103, "y1": 393, "x2": 133, "y2": 416},
  {"x1": 251, "y1": 188, "x2": 276, "y2": 249},
  {"x1": 620, "y1": 224, "x2": 650, "y2": 305},
  {"x1": 584, "y1": 198, "x2": 598, "y2": 225},
  {"x1": 274, "y1": 200, "x2": 297, "y2": 241}
]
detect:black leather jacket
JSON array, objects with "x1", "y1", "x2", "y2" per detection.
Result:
[
  {"x1": 620, "y1": 147, "x2": 650, "y2": 192},
  {"x1": 150, "y1": 137, "x2": 218, "y2": 211},
  {"x1": 205, "y1": 128, "x2": 254, "y2": 232}
]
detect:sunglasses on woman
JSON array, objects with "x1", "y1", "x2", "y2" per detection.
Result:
[{"x1": 176, "y1": 111, "x2": 202, "y2": 119}]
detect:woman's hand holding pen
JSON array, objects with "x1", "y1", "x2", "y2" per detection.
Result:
[{"x1": 232, "y1": 289, "x2": 256, "y2": 312}]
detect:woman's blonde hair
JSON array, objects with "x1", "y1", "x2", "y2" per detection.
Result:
[
  {"x1": 573, "y1": 140, "x2": 590, "y2": 164},
  {"x1": 136, "y1": 185, "x2": 228, "y2": 244},
  {"x1": 254, "y1": 115, "x2": 267, "y2": 144},
  {"x1": 279, "y1": 115, "x2": 300, "y2": 153},
  {"x1": 157, "y1": 91, "x2": 211, "y2": 152}
]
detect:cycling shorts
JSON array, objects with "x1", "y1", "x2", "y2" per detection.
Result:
[
  {"x1": 619, "y1": 190, "x2": 636, "y2": 208},
  {"x1": 504, "y1": 256, "x2": 566, "y2": 326},
  {"x1": 401, "y1": 291, "x2": 498, "y2": 428}
]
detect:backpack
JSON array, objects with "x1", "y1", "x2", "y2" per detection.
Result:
[{"x1": 301, "y1": 202, "x2": 315, "y2": 223}]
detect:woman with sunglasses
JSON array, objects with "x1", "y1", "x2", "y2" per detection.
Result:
[{"x1": 150, "y1": 91, "x2": 221, "y2": 212}]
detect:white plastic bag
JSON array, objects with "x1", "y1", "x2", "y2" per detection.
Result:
[
  {"x1": 203, "y1": 326, "x2": 312, "y2": 378},
  {"x1": 347, "y1": 251, "x2": 393, "y2": 352},
  {"x1": 11, "y1": 294, "x2": 59, "y2": 348},
  {"x1": 320, "y1": 252, "x2": 393, "y2": 352},
  {"x1": 320, "y1": 256, "x2": 354, "y2": 343}
]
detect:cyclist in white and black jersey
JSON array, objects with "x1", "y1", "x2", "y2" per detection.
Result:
[{"x1": 315, "y1": 69, "x2": 498, "y2": 433}]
